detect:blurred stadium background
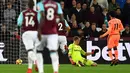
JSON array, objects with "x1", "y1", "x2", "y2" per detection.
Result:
[{"x1": 0, "y1": 0, "x2": 130, "y2": 66}]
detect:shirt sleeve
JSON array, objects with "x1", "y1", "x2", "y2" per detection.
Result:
[
  {"x1": 80, "y1": 47, "x2": 86, "y2": 56},
  {"x1": 17, "y1": 12, "x2": 23, "y2": 27},
  {"x1": 64, "y1": 19, "x2": 69, "y2": 27},
  {"x1": 68, "y1": 44, "x2": 73, "y2": 56},
  {"x1": 57, "y1": 3, "x2": 63, "y2": 14},
  {"x1": 37, "y1": 2, "x2": 44, "y2": 12},
  {"x1": 102, "y1": 21, "x2": 112, "y2": 37},
  {"x1": 119, "y1": 20, "x2": 124, "y2": 31},
  {"x1": 37, "y1": 11, "x2": 41, "y2": 24}
]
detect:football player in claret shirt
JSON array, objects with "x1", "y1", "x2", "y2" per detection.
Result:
[
  {"x1": 57, "y1": 19, "x2": 70, "y2": 54},
  {"x1": 37, "y1": 0, "x2": 64, "y2": 73},
  {"x1": 17, "y1": 0, "x2": 42, "y2": 73}
]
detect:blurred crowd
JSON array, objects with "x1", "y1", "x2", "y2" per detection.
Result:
[
  {"x1": 59, "y1": 0, "x2": 130, "y2": 38},
  {"x1": 0, "y1": 0, "x2": 129, "y2": 64},
  {"x1": 0, "y1": 0, "x2": 130, "y2": 39},
  {"x1": 0, "y1": 0, "x2": 21, "y2": 41},
  {"x1": 0, "y1": 0, "x2": 21, "y2": 63}
]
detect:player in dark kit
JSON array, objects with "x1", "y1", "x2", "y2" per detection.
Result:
[
  {"x1": 37, "y1": 0, "x2": 64, "y2": 73},
  {"x1": 17, "y1": 0, "x2": 42, "y2": 73}
]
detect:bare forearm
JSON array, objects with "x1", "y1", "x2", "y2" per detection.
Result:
[{"x1": 86, "y1": 52, "x2": 93, "y2": 56}]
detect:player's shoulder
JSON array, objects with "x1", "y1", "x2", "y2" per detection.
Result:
[
  {"x1": 69, "y1": 43, "x2": 75, "y2": 47},
  {"x1": 20, "y1": 10, "x2": 27, "y2": 15},
  {"x1": 69, "y1": 43, "x2": 73, "y2": 46},
  {"x1": 22, "y1": 10, "x2": 27, "y2": 13},
  {"x1": 108, "y1": 19, "x2": 112, "y2": 24},
  {"x1": 109, "y1": 18, "x2": 116, "y2": 23},
  {"x1": 55, "y1": 2, "x2": 61, "y2": 6},
  {"x1": 116, "y1": 18, "x2": 121, "y2": 22}
]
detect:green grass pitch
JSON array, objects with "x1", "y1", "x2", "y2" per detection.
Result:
[{"x1": 0, "y1": 64, "x2": 130, "y2": 73}]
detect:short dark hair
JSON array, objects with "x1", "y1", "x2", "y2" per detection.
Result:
[
  {"x1": 116, "y1": 8, "x2": 121, "y2": 11},
  {"x1": 73, "y1": 36, "x2": 80, "y2": 41},
  {"x1": 76, "y1": 2, "x2": 81, "y2": 5},
  {"x1": 109, "y1": 11, "x2": 116, "y2": 17},
  {"x1": 7, "y1": 2, "x2": 12, "y2": 5},
  {"x1": 28, "y1": 0, "x2": 34, "y2": 9}
]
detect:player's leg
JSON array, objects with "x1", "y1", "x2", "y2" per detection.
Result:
[
  {"x1": 107, "y1": 36, "x2": 115, "y2": 66},
  {"x1": 36, "y1": 51, "x2": 44, "y2": 73},
  {"x1": 35, "y1": 35, "x2": 46, "y2": 73},
  {"x1": 107, "y1": 36, "x2": 114, "y2": 60},
  {"x1": 75, "y1": 58, "x2": 85, "y2": 67},
  {"x1": 33, "y1": 48, "x2": 38, "y2": 72},
  {"x1": 113, "y1": 35, "x2": 120, "y2": 65},
  {"x1": 22, "y1": 32, "x2": 37, "y2": 73},
  {"x1": 83, "y1": 59, "x2": 97, "y2": 66},
  {"x1": 27, "y1": 56, "x2": 33, "y2": 73},
  {"x1": 59, "y1": 36, "x2": 68, "y2": 54},
  {"x1": 47, "y1": 34, "x2": 59, "y2": 73}
]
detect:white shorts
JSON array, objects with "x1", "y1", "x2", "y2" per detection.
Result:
[
  {"x1": 22, "y1": 31, "x2": 41, "y2": 52},
  {"x1": 58, "y1": 36, "x2": 67, "y2": 50},
  {"x1": 38, "y1": 34, "x2": 58, "y2": 51}
]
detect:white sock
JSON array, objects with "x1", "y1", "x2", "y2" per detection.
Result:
[
  {"x1": 50, "y1": 52, "x2": 59, "y2": 73},
  {"x1": 36, "y1": 53, "x2": 44, "y2": 73},
  {"x1": 28, "y1": 51, "x2": 37, "y2": 61},
  {"x1": 28, "y1": 56, "x2": 33, "y2": 69},
  {"x1": 60, "y1": 44, "x2": 65, "y2": 53}
]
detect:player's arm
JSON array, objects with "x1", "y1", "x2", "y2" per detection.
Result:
[
  {"x1": 118, "y1": 20, "x2": 124, "y2": 32},
  {"x1": 64, "y1": 19, "x2": 71, "y2": 35},
  {"x1": 68, "y1": 44, "x2": 73, "y2": 58},
  {"x1": 81, "y1": 47, "x2": 99, "y2": 56},
  {"x1": 80, "y1": 46, "x2": 92, "y2": 56},
  {"x1": 100, "y1": 22, "x2": 112, "y2": 38},
  {"x1": 80, "y1": 48, "x2": 92, "y2": 56},
  {"x1": 65, "y1": 19, "x2": 70, "y2": 30},
  {"x1": 37, "y1": 2, "x2": 45, "y2": 41},
  {"x1": 37, "y1": 11, "x2": 41, "y2": 24},
  {"x1": 68, "y1": 44, "x2": 75, "y2": 65},
  {"x1": 17, "y1": 12, "x2": 23, "y2": 27},
  {"x1": 57, "y1": 3, "x2": 64, "y2": 22},
  {"x1": 37, "y1": 11, "x2": 45, "y2": 41}
]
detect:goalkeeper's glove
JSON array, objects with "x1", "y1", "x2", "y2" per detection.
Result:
[
  {"x1": 92, "y1": 49, "x2": 99, "y2": 56},
  {"x1": 69, "y1": 58, "x2": 75, "y2": 65}
]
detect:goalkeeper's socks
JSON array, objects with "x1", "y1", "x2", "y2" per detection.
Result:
[
  {"x1": 50, "y1": 52, "x2": 59, "y2": 73},
  {"x1": 27, "y1": 68, "x2": 32, "y2": 73}
]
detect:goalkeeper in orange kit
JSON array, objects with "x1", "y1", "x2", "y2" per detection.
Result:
[{"x1": 100, "y1": 11, "x2": 124, "y2": 66}]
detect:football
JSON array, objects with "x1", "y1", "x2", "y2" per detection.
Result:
[{"x1": 16, "y1": 59, "x2": 23, "y2": 65}]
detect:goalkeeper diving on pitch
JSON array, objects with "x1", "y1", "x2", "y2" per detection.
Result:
[{"x1": 68, "y1": 36, "x2": 98, "y2": 67}]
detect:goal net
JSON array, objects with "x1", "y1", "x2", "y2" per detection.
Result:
[{"x1": 0, "y1": 0, "x2": 37, "y2": 64}]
